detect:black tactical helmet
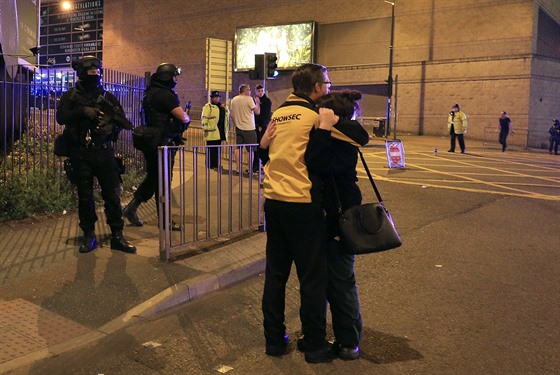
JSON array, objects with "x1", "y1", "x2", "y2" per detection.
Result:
[
  {"x1": 155, "y1": 63, "x2": 181, "y2": 81},
  {"x1": 72, "y1": 55, "x2": 101, "y2": 77}
]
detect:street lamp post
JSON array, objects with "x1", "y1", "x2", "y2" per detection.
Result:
[{"x1": 384, "y1": 0, "x2": 395, "y2": 138}]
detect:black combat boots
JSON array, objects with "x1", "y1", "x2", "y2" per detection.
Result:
[
  {"x1": 110, "y1": 231, "x2": 137, "y2": 253},
  {"x1": 123, "y1": 197, "x2": 144, "y2": 226},
  {"x1": 79, "y1": 232, "x2": 98, "y2": 253}
]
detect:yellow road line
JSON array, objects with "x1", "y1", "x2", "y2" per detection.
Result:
[{"x1": 361, "y1": 151, "x2": 560, "y2": 201}]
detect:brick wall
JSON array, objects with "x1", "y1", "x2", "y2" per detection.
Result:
[{"x1": 102, "y1": 0, "x2": 559, "y2": 144}]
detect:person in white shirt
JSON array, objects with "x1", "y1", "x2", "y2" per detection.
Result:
[{"x1": 230, "y1": 84, "x2": 260, "y2": 173}]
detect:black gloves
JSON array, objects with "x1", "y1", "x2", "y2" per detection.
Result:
[{"x1": 83, "y1": 106, "x2": 100, "y2": 120}]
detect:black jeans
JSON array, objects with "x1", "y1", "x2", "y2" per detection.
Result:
[
  {"x1": 72, "y1": 147, "x2": 123, "y2": 234},
  {"x1": 262, "y1": 199, "x2": 328, "y2": 350},
  {"x1": 326, "y1": 238, "x2": 362, "y2": 347}
]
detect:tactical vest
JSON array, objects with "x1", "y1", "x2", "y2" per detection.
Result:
[
  {"x1": 66, "y1": 86, "x2": 117, "y2": 147},
  {"x1": 142, "y1": 86, "x2": 172, "y2": 130}
]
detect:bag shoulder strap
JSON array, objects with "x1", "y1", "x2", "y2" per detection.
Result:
[
  {"x1": 358, "y1": 150, "x2": 383, "y2": 203},
  {"x1": 332, "y1": 150, "x2": 383, "y2": 215}
]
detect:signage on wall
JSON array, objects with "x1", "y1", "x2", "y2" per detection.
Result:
[{"x1": 39, "y1": 0, "x2": 103, "y2": 68}]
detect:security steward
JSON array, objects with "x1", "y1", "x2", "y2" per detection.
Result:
[
  {"x1": 123, "y1": 63, "x2": 190, "y2": 228},
  {"x1": 56, "y1": 56, "x2": 136, "y2": 254}
]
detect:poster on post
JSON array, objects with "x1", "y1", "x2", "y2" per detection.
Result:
[{"x1": 385, "y1": 140, "x2": 405, "y2": 168}]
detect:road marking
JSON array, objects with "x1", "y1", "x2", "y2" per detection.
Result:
[{"x1": 361, "y1": 151, "x2": 560, "y2": 201}]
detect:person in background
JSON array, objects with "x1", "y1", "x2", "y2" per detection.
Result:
[
  {"x1": 498, "y1": 111, "x2": 514, "y2": 152},
  {"x1": 123, "y1": 63, "x2": 190, "y2": 230},
  {"x1": 56, "y1": 55, "x2": 136, "y2": 254},
  {"x1": 447, "y1": 103, "x2": 468, "y2": 153},
  {"x1": 230, "y1": 84, "x2": 260, "y2": 174},
  {"x1": 253, "y1": 84, "x2": 272, "y2": 172},
  {"x1": 549, "y1": 119, "x2": 560, "y2": 155},
  {"x1": 201, "y1": 91, "x2": 228, "y2": 170}
]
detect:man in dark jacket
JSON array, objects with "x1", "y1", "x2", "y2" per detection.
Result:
[
  {"x1": 253, "y1": 84, "x2": 272, "y2": 171},
  {"x1": 56, "y1": 55, "x2": 136, "y2": 254}
]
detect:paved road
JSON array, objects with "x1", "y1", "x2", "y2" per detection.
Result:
[
  {"x1": 364, "y1": 135, "x2": 559, "y2": 200},
  {"x1": 9, "y1": 136, "x2": 559, "y2": 375}
]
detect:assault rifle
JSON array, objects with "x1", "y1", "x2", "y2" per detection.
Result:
[{"x1": 96, "y1": 95, "x2": 133, "y2": 130}]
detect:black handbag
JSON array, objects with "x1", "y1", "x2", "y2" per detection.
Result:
[{"x1": 336, "y1": 150, "x2": 402, "y2": 254}]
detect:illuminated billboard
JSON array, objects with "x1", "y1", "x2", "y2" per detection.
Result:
[{"x1": 234, "y1": 21, "x2": 316, "y2": 71}]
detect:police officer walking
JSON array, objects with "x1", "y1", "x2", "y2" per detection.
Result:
[
  {"x1": 56, "y1": 56, "x2": 136, "y2": 254},
  {"x1": 123, "y1": 63, "x2": 190, "y2": 229}
]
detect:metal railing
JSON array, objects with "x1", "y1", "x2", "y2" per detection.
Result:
[
  {"x1": 2, "y1": 65, "x2": 264, "y2": 262},
  {"x1": 483, "y1": 126, "x2": 529, "y2": 149},
  {"x1": 0, "y1": 65, "x2": 146, "y2": 184},
  {"x1": 157, "y1": 143, "x2": 264, "y2": 262}
]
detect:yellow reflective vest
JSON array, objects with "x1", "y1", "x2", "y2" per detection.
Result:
[
  {"x1": 448, "y1": 110, "x2": 468, "y2": 134},
  {"x1": 201, "y1": 102, "x2": 229, "y2": 141}
]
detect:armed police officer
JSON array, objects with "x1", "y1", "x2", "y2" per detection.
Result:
[
  {"x1": 56, "y1": 56, "x2": 136, "y2": 254},
  {"x1": 123, "y1": 63, "x2": 190, "y2": 229}
]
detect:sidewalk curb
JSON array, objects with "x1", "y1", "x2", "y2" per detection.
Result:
[{"x1": 0, "y1": 237, "x2": 266, "y2": 374}]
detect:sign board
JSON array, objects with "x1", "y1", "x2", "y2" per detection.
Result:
[
  {"x1": 39, "y1": 0, "x2": 103, "y2": 68},
  {"x1": 385, "y1": 140, "x2": 405, "y2": 168},
  {"x1": 205, "y1": 38, "x2": 233, "y2": 93}
]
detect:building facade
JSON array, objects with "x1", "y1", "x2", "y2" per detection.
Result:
[{"x1": 99, "y1": 0, "x2": 559, "y2": 146}]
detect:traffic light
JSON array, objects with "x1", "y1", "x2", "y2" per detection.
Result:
[
  {"x1": 265, "y1": 52, "x2": 278, "y2": 79},
  {"x1": 249, "y1": 54, "x2": 264, "y2": 80}
]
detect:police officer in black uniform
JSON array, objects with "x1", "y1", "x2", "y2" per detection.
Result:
[
  {"x1": 56, "y1": 56, "x2": 136, "y2": 254},
  {"x1": 549, "y1": 119, "x2": 560, "y2": 155},
  {"x1": 123, "y1": 63, "x2": 190, "y2": 228}
]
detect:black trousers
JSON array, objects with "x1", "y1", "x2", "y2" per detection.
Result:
[
  {"x1": 499, "y1": 131, "x2": 509, "y2": 151},
  {"x1": 206, "y1": 140, "x2": 221, "y2": 169},
  {"x1": 72, "y1": 147, "x2": 123, "y2": 234},
  {"x1": 326, "y1": 238, "x2": 362, "y2": 347},
  {"x1": 449, "y1": 132, "x2": 466, "y2": 152},
  {"x1": 253, "y1": 126, "x2": 266, "y2": 171},
  {"x1": 262, "y1": 199, "x2": 328, "y2": 350},
  {"x1": 550, "y1": 138, "x2": 560, "y2": 154},
  {"x1": 135, "y1": 147, "x2": 176, "y2": 206}
]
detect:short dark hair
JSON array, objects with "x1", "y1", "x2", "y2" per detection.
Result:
[
  {"x1": 292, "y1": 63, "x2": 327, "y2": 96},
  {"x1": 255, "y1": 84, "x2": 263, "y2": 90}
]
